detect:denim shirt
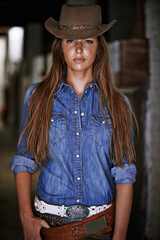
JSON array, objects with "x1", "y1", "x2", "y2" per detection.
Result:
[{"x1": 10, "y1": 76, "x2": 136, "y2": 206}]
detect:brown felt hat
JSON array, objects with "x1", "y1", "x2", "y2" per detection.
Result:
[{"x1": 45, "y1": 4, "x2": 117, "y2": 39}]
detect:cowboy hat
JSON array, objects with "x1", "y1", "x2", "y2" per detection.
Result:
[{"x1": 45, "y1": 4, "x2": 117, "y2": 39}]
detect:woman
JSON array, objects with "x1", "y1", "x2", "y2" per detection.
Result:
[{"x1": 10, "y1": 4, "x2": 138, "y2": 240}]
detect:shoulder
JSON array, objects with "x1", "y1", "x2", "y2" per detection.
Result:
[
  {"x1": 120, "y1": 93, "x2": 134, "y2": 121},
  {"x1": 120, "y1": 92, "x2": 132, "y2": 111},
  {"x1": 25, "y1": 82, "x2": 40, "y2": 97},
  {"x1": 123, "y1": 94, "x2": 130, "y2": 105},
  {"x1": 23, "y1": 82, "x2": 41, "y2": 104}
]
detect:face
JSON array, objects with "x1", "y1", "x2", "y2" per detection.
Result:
[{"x1": 61, "y1": 38, "x2": 98, "y2": 73}]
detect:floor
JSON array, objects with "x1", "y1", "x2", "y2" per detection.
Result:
[{"x1": 0, "y1": 126, "x2": 39, "y2": 240}]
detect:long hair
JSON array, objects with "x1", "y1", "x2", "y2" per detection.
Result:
[
  {"x1": 94, "y1": 35, "x2": 138, "y2": 166},
  {"x1": 19, "y1": 36, "x2": 138, "y2": 166}
]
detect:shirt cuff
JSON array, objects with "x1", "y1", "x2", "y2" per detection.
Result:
[
  {"x1": 111, "y1": 163, "x2": 137, "y2": 184},
  {"x1": 10, "y1": 155, "x2": 39, "y2": 174}
]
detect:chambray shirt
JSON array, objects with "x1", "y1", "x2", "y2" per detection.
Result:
[{"x1": 10, "y1": 76, "x2": 136, "y2": 206}]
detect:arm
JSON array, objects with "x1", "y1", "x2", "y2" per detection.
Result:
[
  {"x1": 112, "y1": 183, "x2": 133, "y2": 240},
  {"x1": 15, "y1": 172, "x2": 49, "y2": 240}
]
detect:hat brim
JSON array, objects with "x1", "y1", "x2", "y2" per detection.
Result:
[{"x1": 45, "y1": 17, "x2": 117, "y2": 39}]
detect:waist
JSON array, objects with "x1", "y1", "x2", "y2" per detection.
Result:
[
  {"x1": 34, "y1": 195, "x2": 113, "y2": 221},
  {"x1": 36, "y1": 182, "x2": 114, "y2": 206}
]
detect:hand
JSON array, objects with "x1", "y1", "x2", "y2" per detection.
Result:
[{"x1": 21, "y1": 214, "x2": 50, "y2": 240}]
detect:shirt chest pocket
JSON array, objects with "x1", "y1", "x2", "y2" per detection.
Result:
[
  {"x1": 49, "y1": 113, "x2": 66, "y2": 143},
  {"x1": 89, "y1": 114, "x2": 112, "y2": 145}
]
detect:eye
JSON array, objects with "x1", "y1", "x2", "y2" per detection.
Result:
[
  {"x1": 66, "y1": 40, "x2": 75, "y2": 44},
  {"x1": 83, "y1": 40, "x2": 93, "y2": 44}
]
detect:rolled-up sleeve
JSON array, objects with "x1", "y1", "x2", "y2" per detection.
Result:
[
  {"x1": 10, "y1": 155, "x2": 39, "y2": 174},
  {"x1": 111, "y1": 163, "x2": 137, "y2": 184}
]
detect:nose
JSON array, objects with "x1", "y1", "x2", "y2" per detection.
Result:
[{"x1": 75, "y1": 42, "x2": 83, "y2": 54}]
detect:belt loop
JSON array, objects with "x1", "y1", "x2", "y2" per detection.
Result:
[{"x1": 61, "y1": 205, "x2": 65, "y2": 217}]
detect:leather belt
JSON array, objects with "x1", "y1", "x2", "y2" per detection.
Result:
[
  {"x1": 40, "y1": 202, "x2": 115, "y2": 240},
  {"x1": 34, "y1": 195, "x2": 112, "y2": 220}
]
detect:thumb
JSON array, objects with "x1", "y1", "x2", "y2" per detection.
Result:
[{"x1": 41, "y1": 219, "x2": 50, "y2": 228}]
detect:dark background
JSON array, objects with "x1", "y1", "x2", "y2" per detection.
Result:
[
  {"x1": 0, "y1": 0, "x2": 111, "y2": 26},
  {"x1": 0, "y1": 0, "x2": 160, "y2": 240}
]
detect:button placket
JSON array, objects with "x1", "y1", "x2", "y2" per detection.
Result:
[
  {"x1": 73, "y1": 98, "x2": 82, "y2": 204},
  {"x1": 72, "y1": 85, "x2": 92, "y2": 203}
]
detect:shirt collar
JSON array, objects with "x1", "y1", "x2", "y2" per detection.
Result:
[{"x1": 55, "y1": 73, "x2": 99, "y2": 95}]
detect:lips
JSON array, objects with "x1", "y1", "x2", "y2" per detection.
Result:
[{"x1": 73, "y1": 58, "x2": 85, "y2": 63}]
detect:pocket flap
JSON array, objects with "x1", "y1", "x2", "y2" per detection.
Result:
[
  {"x1": 51, "y1": 113, "x2": 66, "y2": 123},
  {"x1": 91, "y1": 115, "x2": 111, "y2": 126}
]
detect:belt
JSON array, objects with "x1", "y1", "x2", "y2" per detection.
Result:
[
  {"x1": 34, "y1": 195, "x2": 113, "y2": 220},
  {"x1": 40, "y1": 203, "x2": 115, "y2": 240}
]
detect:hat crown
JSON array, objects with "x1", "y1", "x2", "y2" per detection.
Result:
[{"x1": 59, "y1": 4, "x2": 102, "y2": 26}]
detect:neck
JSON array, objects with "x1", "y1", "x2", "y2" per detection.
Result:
[{"x1": 65, "y1": 69, "x2": 93, "y2": 99}]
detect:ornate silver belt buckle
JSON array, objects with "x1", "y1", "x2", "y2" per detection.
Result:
[{"x1": 66, "y1": 205, "x2": 89, "y2": 221}]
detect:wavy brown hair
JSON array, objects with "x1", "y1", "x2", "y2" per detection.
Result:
[{"x1": 19, "y1": 35, "x2": 138, "y2": 166}]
